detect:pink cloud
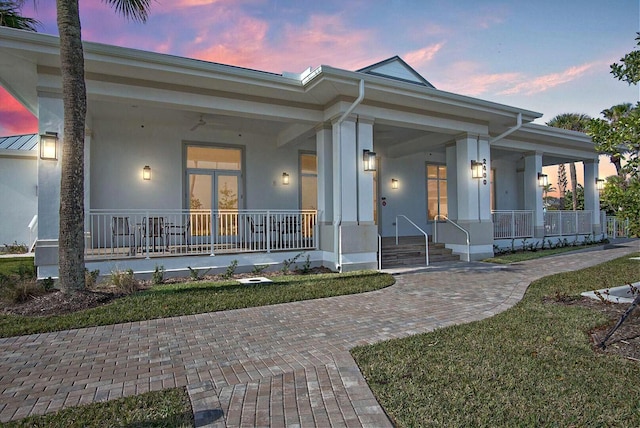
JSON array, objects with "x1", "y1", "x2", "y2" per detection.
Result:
[
  {"x1": 498, "y1": 62, "x2": 598, "y2": 96},
  {"x1": 189, "y1": 12, "x2": 377, "y2": 73},
  {"x1": 434, "y1": 61, "x2": 523, "y2": 96},
  {"x1": 404, "y1": 43, "x2": 445, "y2": 68},
  {"x1": 0, "y1": 88, "x2": 37, "y2": 135}
]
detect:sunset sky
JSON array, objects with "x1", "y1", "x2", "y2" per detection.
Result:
[{"x1": 2, "y1": 0, "x2": 638, "y2": 180}]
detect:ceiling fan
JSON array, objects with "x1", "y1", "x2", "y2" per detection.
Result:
[{"x1": 190, "y1": 115, "x2": 207, "y2": 131}]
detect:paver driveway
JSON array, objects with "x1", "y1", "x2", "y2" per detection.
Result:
[{"x1": 0, "y1": 241, "x2": 638, "y2": 426}]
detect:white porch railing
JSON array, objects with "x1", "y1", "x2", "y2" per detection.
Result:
[
  {"x1": 544, "y1": 210, "x2": 592, "y2": 236},
  {"x1": 492, "y1": 210, "x2": 533, "y2": 239},
  {"x1": 28, "y1": 215, "x2": 38, "y2": 253},
  {"x1": 492, "y1": 210, "x2": 596, "y2": 239},
  {"x1": 86, "y1": 209, "x2": 317, "y2": 260},
  {"x1": 606, "y1": 216, "x2": 630, "y2": 238}
]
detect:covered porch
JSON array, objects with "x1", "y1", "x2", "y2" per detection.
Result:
[{"x1": 0, "y1": 28, "x2": 605, "y2": 276}]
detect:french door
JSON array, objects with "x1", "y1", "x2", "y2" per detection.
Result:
[{"x1": 186, "y1": 171, "x2": 243, "y2": 242}]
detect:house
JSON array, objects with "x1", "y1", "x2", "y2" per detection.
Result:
[
  {"x1": 0, "y1": 134, "x2": 38, "y2": 250},
  {"x1": 0, "y1": 27, "x2": 603, "y2": 279}
]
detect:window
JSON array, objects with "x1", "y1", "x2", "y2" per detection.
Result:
[
  {"x1": 300, "y1": 153, "x2": 317, "y2": 210},
  {"x1": 427, "y1": 164, "x2": 447, "y2": 220}
]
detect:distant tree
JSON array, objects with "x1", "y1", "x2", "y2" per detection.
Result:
[
  {"x1": 610, "y1": 32, "x2": 640, "y2": 85},
  {"x1": 599, "y1": 175, "x2": 640, "y2": 237},
  {"x1": 557, "y1": 163, "x2": 567, "y2": 207},
  {"x1": 563, "y1": 185, "x2": 584, "y2": 211},
  {"x1": 542, "y1": 182, "x2": 556, "y2": 209},
  {"x1": 597, "y1": 103, "x2": 633, "y2": 177},
  {"x1": 0, "y1": 0, "x2": 39, "y2": 30},
  {"x1": 547, "y1": 113, "x2": 591, "y2": 210},
  {"x1": 589, "y1": 34, "x2": 640, "y2": 179}
]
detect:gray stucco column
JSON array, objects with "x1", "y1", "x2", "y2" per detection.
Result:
[
  {"x1": 35, "y1": 94, "x2": 64, "y2": 275},
  {"x1": 440, "y1": 134, "x2": 493, "y2": 261},
  {"x1": 583, "y1": 159, "x2": 602, "y2": 236},
  {"x1": 523, "y1": 152, "x2": 544, "y2": 238},
  {"x1": 315, "y1": 123, "x2": 334, "y2": 254}
]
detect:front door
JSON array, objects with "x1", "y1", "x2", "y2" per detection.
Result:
[
  {"x1": 185, "y1": 145, "x2": 243, "y2": 246},
  {"x1": 187, "y1": 172, "x2": 242, "y2": 243}
]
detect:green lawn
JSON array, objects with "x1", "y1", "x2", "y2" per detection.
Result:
[
  {"x1": 352, "y1": 253, "x2": 640, "y2": 427},
  {"x1": 2, "y1": 388, "x2": 193, "y2": 428},
  {"x1": 0, "y1": 270, "x2": 394, "y2": 338},
  {"x1": 484, "y1": 243, "x2": 608, "y2": 264}
]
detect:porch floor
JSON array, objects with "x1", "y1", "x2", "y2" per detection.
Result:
[{"x1": 0, "y1": 241, "x2": 637, "y2": 425}]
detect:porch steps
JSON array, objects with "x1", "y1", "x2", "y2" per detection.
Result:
[{"x1": 380, "y1": 236, "x2": 460, "y2": 268}]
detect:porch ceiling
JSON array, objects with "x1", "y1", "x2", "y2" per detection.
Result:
[{"x1": 89, "y1": 101, "x2": 294, "y2": 138}]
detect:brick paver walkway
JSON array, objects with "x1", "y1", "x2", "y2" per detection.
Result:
[{"x1": 1, "y1": 241, "x2": 638, "y2": 426}]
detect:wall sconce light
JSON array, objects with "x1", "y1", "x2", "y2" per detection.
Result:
[
  {"x1": 39, "y1": 132, "x2": 58, "y2": 160},
  {"x1": 471, "y1": 160, "x2": 483, "y2": 179},
  {"x1": 363, "y1": 149, "x2": 377, "y2": 171},
  {"x1": 596, "y1": 178, "x2": 605, "y2": 191},
  {"x1": 142, "y1": 165, "x2": 151, "y2": 180},
  {"x1": 391, "y1": 178, "x2": 399, "y2": 189},
  {"x1": 537, "y1": 172, "x2": 548, "y2": 187},
  {"x1": 282, "y1": 172, "x2": 290, "y2": 185}
]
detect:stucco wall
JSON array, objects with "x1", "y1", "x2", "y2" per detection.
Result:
[
  {"x1": 378, "y1": 151, "x2": 445, "y2": 237},
  {"x1": 90, "y1": 118, "x2": 315, "y2": 211},
  {"x1": 492, "y1": 158, "x2": 520, "y2": 211},
  {"x1": 0, "y1": 155, "x2": 37, "y2": 247}
]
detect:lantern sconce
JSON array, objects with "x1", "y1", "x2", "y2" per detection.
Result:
[
  {"x1": 471, "y1": 160, "x2": 483, "y2": 179},
  {"x1": 391, "y1": 178, "x2": 399, "y2": 189},
  {"x1": 142, "y1": 165, "x2": 151, "y2": 181},
  {"x1": 596, "y1": 178, "x2": 605, "y2": 191},
  {"x1": 39, "y1": 132, "x2": 58, "y2": 160},
  {"x1": 282, "y1": 172, "x2": 290, "y2": 185},
  {"x1": 363, "y1": 149, "x2": 377, "y2": 171},
  {"x1": 537, "y1": 172, "x2": 548, "y2": 187}
]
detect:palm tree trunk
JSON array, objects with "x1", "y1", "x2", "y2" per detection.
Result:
[
  {"x1": 56, "y1": 0, "x2": 86, "y2": 292},
  {"x1": 569, "y1": 162, "x2": 577, "y2": 210},
  {"x1": 610, "y1": 154, "x2": 623, "y2": 177}
]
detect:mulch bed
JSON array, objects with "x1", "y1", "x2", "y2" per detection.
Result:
[
  {"x1": 552, "y1": 293, "x2": 640, "y2": 362},
  {"x1": 1, "y1": 266, "x2": 334, "y2": 317}
]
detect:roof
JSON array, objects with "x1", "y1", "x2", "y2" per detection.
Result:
[
  {"x1": 0, "y1": 134, "x2": 37, "y2": 151},
  {"x1": 357, "y1": 56, "x2": 435, "y2": 88}
]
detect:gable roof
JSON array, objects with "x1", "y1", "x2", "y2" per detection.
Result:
[{"x1": 357, "y1": 56, "x2": 435, "y2": 88}]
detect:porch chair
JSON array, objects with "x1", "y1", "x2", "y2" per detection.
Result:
[
  {"x1": 246, "y1": 216, "x2": 266, "y2": 250},
  {"x1": 141, "y1": 216, "x2": 165, "y2": 252},
  {"x1": 111, "y1": 216, "x2": 136, "y2": 256},
  {"x1": 165, "y1": 216, "x2": 191, "y2": 252},
  {"x1": 279, "y1": 215, "x2": 300, "y2": 248}
]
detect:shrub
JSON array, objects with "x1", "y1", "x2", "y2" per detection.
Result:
[
  {"x1": 252, "y1": 264, "x2": 269, "y2": 275},
  {"x1": 85, "y1": 269, "x2": 100, "y2": 289},
  {"x1": 223, "y1": 260, "x2": 238, "y2": 280},
  {"x1": 2, "y1": 241, "x2": 28, "y2": 254},
  {"x1": 4, "y1": 278, "x2": 48, "y2": 304},
  {"x1": 152, "y1": 265, "x2": 165, "y2": 285},
  {"x1": 110, "y1": 269, "x2": 138, "y2": 294}
]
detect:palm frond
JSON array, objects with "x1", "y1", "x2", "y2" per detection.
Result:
[{"x1": 102, "y1": 0, "x2": 152, "y2": 23}]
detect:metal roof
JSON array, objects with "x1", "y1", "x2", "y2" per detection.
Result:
[{"x1": 0, "y1": 134, "x2": 38, "y2": 151}]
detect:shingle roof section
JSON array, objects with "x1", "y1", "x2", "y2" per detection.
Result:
[{"x1": 0, "y1": 134, "x2": 38, "y2": 151}]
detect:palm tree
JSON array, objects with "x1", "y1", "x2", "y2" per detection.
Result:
[
  {"x1": 601, "y1": 103, "x2": 632, "y2": 177},
  {"x1": 0, "y1": 0, "x2": 39, "y2": 30},
  {"x1": 546, "y1": 113, "x2": 591, "y2": 210},
  {"x1": 54, "y1": 0, "x2": 151, "y2": 293},
  {"x1": 542, "y1": 182, "x2": 557, "y2": 209}
]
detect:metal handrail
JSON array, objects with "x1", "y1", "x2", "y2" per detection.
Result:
[
  {"x1": 395, "y1": 215, "x2": 429, "y2": 266},
  {"x1": 27, "y1": 215, "x2": 38, "y2": 253},
  {"x1": 433, "y1": 215, "x2": 470, "y2": 262}
]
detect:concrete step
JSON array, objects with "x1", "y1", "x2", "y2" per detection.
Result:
[{"x1": 380, "y1": 235, "x2": 461, "y2": 268}]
